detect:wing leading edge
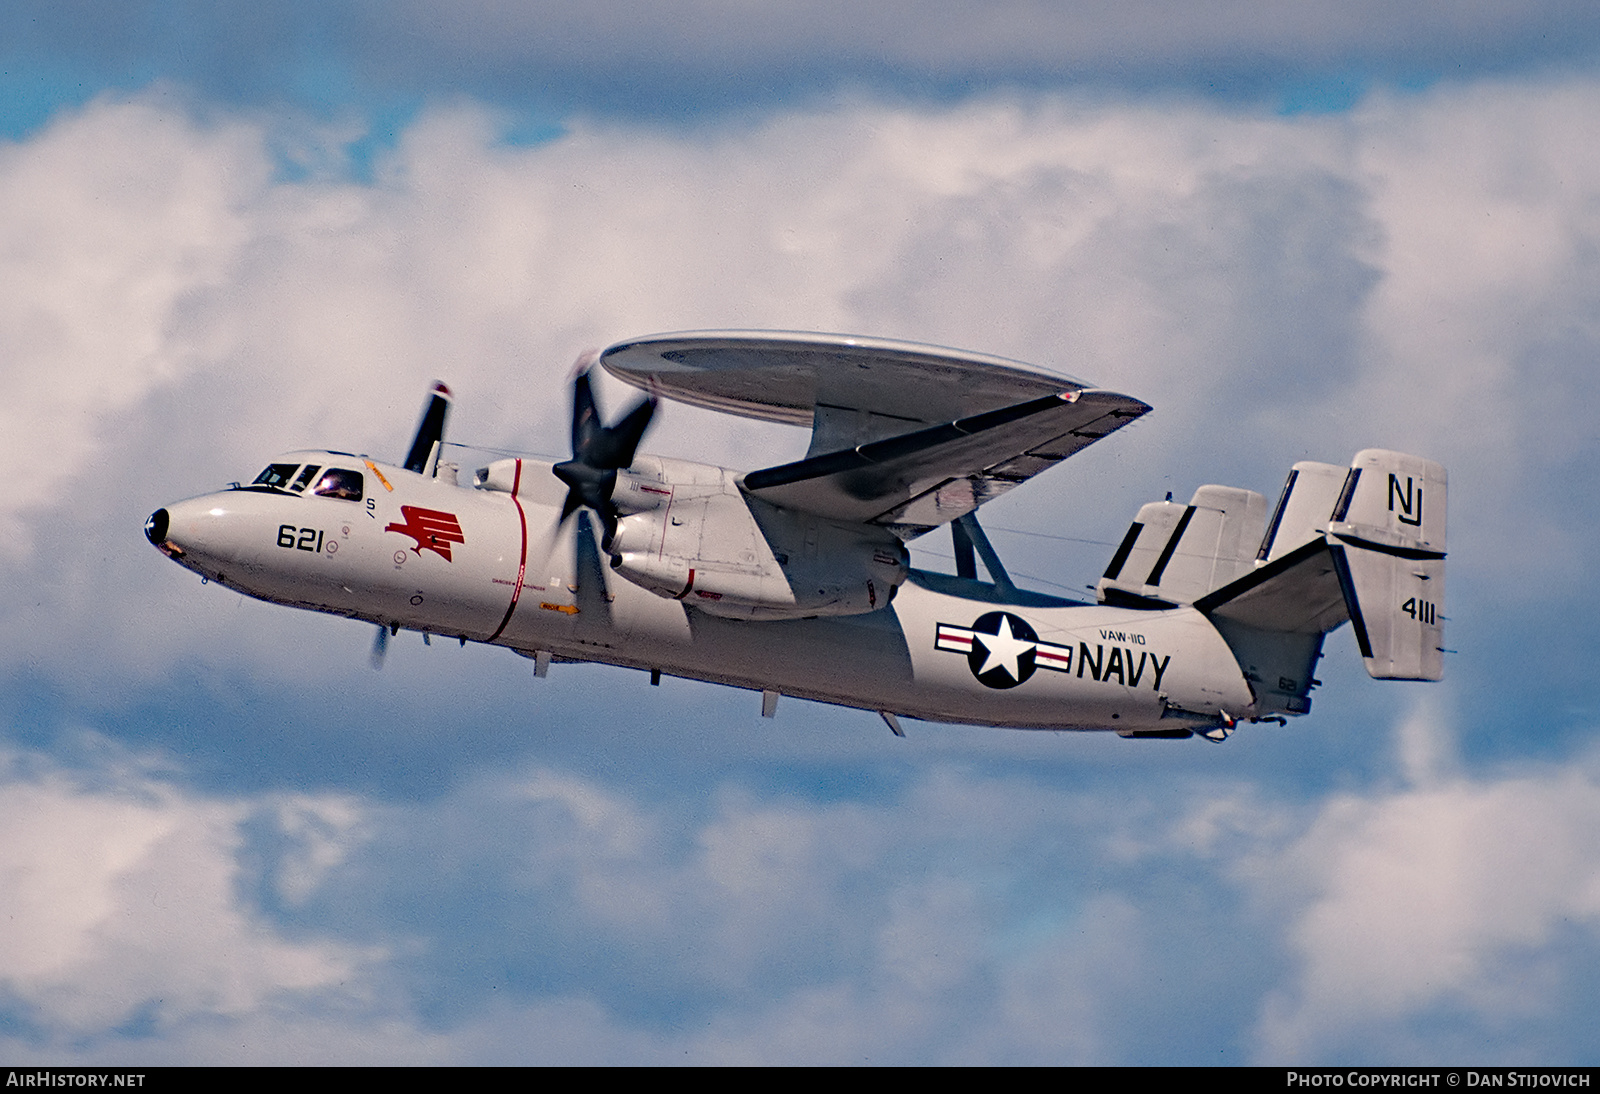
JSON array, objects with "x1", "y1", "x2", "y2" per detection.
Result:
[{"x1": 742, "y1": 388, "x2": 1150, "y2": 537}]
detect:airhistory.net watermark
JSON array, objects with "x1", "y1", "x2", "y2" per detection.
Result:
[{"x1": 6, "y1": 1074, "x2": 145, "y2": 1088}]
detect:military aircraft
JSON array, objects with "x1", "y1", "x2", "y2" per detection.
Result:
[{"x1": 144, "y1": 331, "x2": 1446, "y2": 741}]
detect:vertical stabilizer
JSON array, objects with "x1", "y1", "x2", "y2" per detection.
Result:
[
  {"x1": 1257, "y1": 461, "x2": 1347, "y2": 562},
  {"x1": 1097, "y1": 486, "x2": 1266, "y2": 606},
  {"x1": 1326, "y1": 449, "x2": 1447, "y2": 680}
]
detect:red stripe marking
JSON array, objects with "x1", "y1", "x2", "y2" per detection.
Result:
[{"x1": 486, "y1": 459, "x2": 528, "y2": 643}]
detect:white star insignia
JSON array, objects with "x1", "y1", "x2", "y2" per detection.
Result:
[{"x1": 974, "y1": 615, "x2": 1035, "y2": 680}]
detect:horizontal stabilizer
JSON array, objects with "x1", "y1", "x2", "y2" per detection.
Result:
[{"x1": 1195, "y1": 538, "x2": 1349, "y2": 635}]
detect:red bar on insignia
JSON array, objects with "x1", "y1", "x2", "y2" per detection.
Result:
[{"x1": 1034, "y1": 643, "x2": 1073, "y2": 672}]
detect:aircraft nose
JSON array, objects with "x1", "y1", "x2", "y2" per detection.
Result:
[
  {"x1": 146, "y1": 495, "x2": 266, "y2": 572},
  {"x1": 145, "y1": 506, "x2": 188, "y2": 560}
]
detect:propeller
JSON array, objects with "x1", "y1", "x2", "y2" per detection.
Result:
[
  {"x1": 551, "y1": 361, "x2": 656, "y2": 550},
  {"x1": 370, "y1": 622, "x2": 397, "y2": 669},
  {"x1": 372, "y1": 382, "x2": 453, "y2": 669},
  {"x1": 404, "y1": 381, "x2": 453, "y2": 475}
]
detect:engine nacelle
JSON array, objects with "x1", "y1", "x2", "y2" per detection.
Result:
[{"x1": 607, "y1": 456, "x2": 907, "y2": 620}]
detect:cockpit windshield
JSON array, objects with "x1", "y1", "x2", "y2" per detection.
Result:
[
  {"x1": 312, "y1": 468, "x2": 364, "y2": 501},
  {"x1": 289, "y1": 464, "x2": 321, "y2": 492},
  {"x1": 252, "y1": 463, "x2": 300, "y2": 489},
  {"x1": 244, "y1": 461, "x2": 363, "y2": 501}
]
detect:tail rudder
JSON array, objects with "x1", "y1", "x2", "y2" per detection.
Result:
[{"x1": 1325, "y1": 449, "x2": 1447, "y2": 680}]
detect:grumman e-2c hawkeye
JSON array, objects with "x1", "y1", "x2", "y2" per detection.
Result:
[{"x1": 144, "y1": 332, "x2": 1446, "y2": 741}]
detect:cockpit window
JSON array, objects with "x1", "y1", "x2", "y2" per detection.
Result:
[
  {"x1": 312, "y1": 468, "x2": 364, "y2": 501},
  {"x1": 289, "y1": 464, "x2": 322, "y2": 492},
  {"x1": 253, "y1": 463, "x2": 300, "y2": 489}
]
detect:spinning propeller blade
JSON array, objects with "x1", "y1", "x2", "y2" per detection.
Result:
[
  {"x1": 370, "y1": 623, "x2": 393, "y2": 669},
  {"x1": 404, "y1": 381, "x2": 453, "y2": 475},
  {"x1": 551, "y1": 358, "x2": 656, "y2": 549},
  {"x1": 365, "y1": 382, "x2": 453, "y2": 667}
]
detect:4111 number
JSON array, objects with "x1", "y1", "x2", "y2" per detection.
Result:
[{"x1": 1401, "y1": 597, "x2": 1437, "y2": 624}]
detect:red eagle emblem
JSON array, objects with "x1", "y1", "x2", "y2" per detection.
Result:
[{"x1": 385, "y1": 506, "x2": 466, "y2": 561}]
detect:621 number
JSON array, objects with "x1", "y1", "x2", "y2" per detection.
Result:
[{"x1": 277, "y1": 525, "x2": 325, "y2": 553}]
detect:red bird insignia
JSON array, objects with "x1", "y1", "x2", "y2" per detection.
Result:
[{"x1": 385, "y1": 506, "x2": 466, "y2": 561}]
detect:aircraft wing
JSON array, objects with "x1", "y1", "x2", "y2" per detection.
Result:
[{"x1": 740, "y1": 388, "x2": 1150, "y2": 536}]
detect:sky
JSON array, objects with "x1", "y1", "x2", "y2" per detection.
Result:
[{"x1": 3, "y1": 0, "x2": 1600, "y2": 1066}]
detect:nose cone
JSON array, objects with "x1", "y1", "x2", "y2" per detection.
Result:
[
  {"x1": 144, "y1": 506, "x2": 186, "y2": 559},
  {"x1": 145, "y1": 496, "x2": 235, "y2": 565}
]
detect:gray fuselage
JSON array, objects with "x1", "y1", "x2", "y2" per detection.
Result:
[{"x1": 149, "y1": 451, "x2": 1256, "y2": 732}]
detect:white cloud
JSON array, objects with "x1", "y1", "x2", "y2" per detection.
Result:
[
  {"x1": 0, "y1": 746, "x2": 375, "y2": 1052},
  {"x1": 6, "y1": 79, "x2": 1597, "y2": 571},
  {"x1": 0, "y1": 741, "x2": 1131, "y2": 1063},
  {"x1": 1248, "y1": 722, "x2": 1600, "y2": 1062},
  {"x1": 0, "y1": 95, "x2": 262, "y2": 544},
  {"x1": 6, "y1": 705, "x2": 1600, "y2": 1064},
  {"x1": 269, "y1": 793, "x2": 369, "y2": 906}
]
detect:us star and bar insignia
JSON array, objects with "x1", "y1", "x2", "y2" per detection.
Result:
[{"x1": 935, "y1": 611, "x2": 1074, "y2": 690}]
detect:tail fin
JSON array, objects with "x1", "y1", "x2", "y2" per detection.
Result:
[
  {"x1": 1256, "y1": 460, "x2": 1348, "y2": 563},
  {"x1": 1192, "y1": 448, "x2": 1447, "y2": 684},
  {"x1": 1097, "y1": 485, "x2": 1267, "y2": 607},
  {"x1": 1325, "y1": 449, "x2": 1448, "y2": 680},
  {"x1": 1101, "y1": 449, "x2": 1447, "y2": 716}
]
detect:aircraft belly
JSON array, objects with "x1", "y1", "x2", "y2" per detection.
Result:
[
  {"x1": 889, "y1": 586, "x2": 1251, "y2": 728},
  {"x1": 495, "y1": 559, "x2": 1250, "y2": 729}
]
